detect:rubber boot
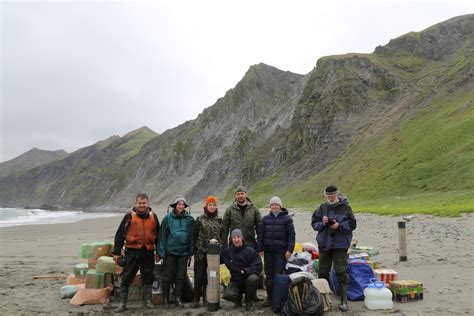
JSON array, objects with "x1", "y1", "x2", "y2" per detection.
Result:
[
  {"x1": 114, "y1": 286, "x2": 129, "y2": 313},
  {"x1": 174, "y1": 284, "x2": 185, "y2": 308},
  {"x1": 190, "y1": 290, "x2": 200, "y2": 308},
  {"x1": 234, "y1": 300, "x2": 242, "y2": 308},
  {"x1": 191, "y1": 281, "x2": 201, "y2": 308},
  {"x1": 245, "y1": 299, "x2": 254, "y2": 312},
  {"x1": 263, "y1": 285, "x2": 272, "y2": 307},
  {"x1": 143, "y1": 284, "x2": 153, "y2": 309},
  {"x1": 162, "y1": 282, "x2": 172, "y2": 305},
  {"x1": 191, "y1": 297, "x2": 200, "y2": 308},
  {"x1": 202, "y1": 288, "x2": 207, "y2": 306},
  {"x1": 339, "y1": 284, "x2": 348, "y2": 312}
]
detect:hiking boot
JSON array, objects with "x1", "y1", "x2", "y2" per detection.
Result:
[
  {"x1": 245, "y1": 300, "x2": 254, "y2": 312},
  {"x1": 263, "y1": 300, "x2": 271, "y2": 307},
  {"x1": 114, "y1": 286, "x2": 129, "y2": 313},
  {"x1": 339, "y1": 284, "x2": 348, "y2": 312}
]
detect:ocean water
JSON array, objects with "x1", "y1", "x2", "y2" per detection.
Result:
[{"x1": 0, "y1": 208, "x2": 118, "y2": 228}]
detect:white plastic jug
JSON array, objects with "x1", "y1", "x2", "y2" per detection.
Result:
[{"x1": 364, "y1": 278, "x2": 393, "y2": 310}]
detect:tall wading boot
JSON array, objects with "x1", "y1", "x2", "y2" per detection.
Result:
[
  {"x1": 114, "y1": 286, "x2": 129, "y2": 313},
  {"x1": 143, "y1": 284, "x2": 153, "y2": 309},
  {"x1": 162, "y1": 282, "x2": 172, "y2": 306},
  {"x1": 339, "y1": 284, "x2": 348, "y2": 312},
  {"x1": 202, "y1": 287, "x2": 207, "y2": 306},
  {"x1": 263, "y1": 285, "x2": 272, "y2": 307},
  {"x1": 245, "y1": 299, "x2": 254, "y2": 312},
  {"x1": 174, "y1": 284, "x2": 185, "y2": 308},
  {"x1": 191, "y1": 286, "x2": 201, "y2": 308}
]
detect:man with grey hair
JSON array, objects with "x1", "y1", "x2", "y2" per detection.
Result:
[
  {"x1": 311, "y1": 185, "x2": 357, "y2": 312},
  {"x1": 223, "y1": 186, "x2": 261, "y2": 249},
  {"x1": 221, "y1": 228, "x2": 262, "y2": 311}
]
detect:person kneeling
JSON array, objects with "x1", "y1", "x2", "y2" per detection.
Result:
[{"x1": 221, "y1": 229, "x2": 262, "y2": 311}]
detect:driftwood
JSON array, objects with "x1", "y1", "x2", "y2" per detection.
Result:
[{"x1": 33, "y1": 274, "x2": 68, "y2": 280}]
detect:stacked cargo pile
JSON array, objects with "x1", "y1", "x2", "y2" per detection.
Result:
[
  {"x1": 79, "y1": 241, "x2": 115, "y2": 289},
  {"x1": 60, "y1": 240, "x2": 119, "y2": 305},
  {"x1": 348, "y1": 241, "x2": 423, "y2": 306}
]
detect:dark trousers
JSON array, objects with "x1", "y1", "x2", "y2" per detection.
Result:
[
  {"x1": 223, "y1": 274, "x2": 259, "y2": 303},
  {"x1": 162, "y1": 255, "x2": 188, "y2": 299},
  {"x1": 263, "y1": 252, "x2": 287, "y2": 302},
  {"x1": 193, "y1": 254, "x2": 207, "y2": 299},
  {"x1": 318, "y1": 248, "x2": 348, "y2": 287},
  {"x1": 120, "y1": 248, "x2": 155, "y2": 287}
]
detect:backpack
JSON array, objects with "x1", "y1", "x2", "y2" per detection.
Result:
[
  {"x1": 281, "y1": 276, "x2": 324, "y2": 316},
  {"x1": 272, "y1": 274, "x2": 291, "y2": 314},
  {"x1": 311, "y1": 278, "x2": 333, "y2": 312}
]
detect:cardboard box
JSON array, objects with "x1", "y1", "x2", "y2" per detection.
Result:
[
  {"x1": 113, "y1": 273, "x2": 144, "y2": 301},
  {"x1": 349, "y1": 253, "x2": 370, "y2": 261},
  {"x1": 96, "y1": 256, "x2": 116, "y2": 274},
  {"x1": 85, "y1": 269, "x2": 113, "y2": 289},
  {"x1": 73, "y1": 263, "x2": 89, "y2": 276},
  {"x1": 390, "y1": 280, "x2": 423, "y2": 303},
  {"x1": 79, "y1": 241, "x2": 113, "y2": 259},
  {"x1": 352, "y1": 246, "x2": 379, "y2": 256},
  {"x1": 88, "y1": 258, "x2": 97, "y2": 269}
]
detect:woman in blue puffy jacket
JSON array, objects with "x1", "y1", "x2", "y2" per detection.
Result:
[{"x1": 257, "y1": 196, "x2": 295, "y2": 307}]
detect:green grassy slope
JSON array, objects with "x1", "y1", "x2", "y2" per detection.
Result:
[{"x1": 250, "y1": 87, "x2": 473, "y2": 215}]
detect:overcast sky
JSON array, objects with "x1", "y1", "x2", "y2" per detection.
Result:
[{"x1": 1, "y1": 0, "x2": 473, "y2": 162}]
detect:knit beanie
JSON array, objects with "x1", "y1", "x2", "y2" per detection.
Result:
[
  {"x1": 269, "y1": 196, "x2": 283, "y2": 207},
  {"x1": 205, "y1": 195, "x2": 218, "y2": 205},
  {"x1": 231, "y1": 228, "x2": 244, "y2": 239},
  {"x1": 235, "y1": 186, "x2": 247, "y2": 194}
]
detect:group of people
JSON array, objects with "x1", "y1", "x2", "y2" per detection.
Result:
[{"x1": 112, "y1": 185, "x2": 357, "y2": 313}]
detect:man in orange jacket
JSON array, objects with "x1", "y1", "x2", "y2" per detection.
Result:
[{"x1": 112, "y1": 194, "x2": 160, "y2": 312}]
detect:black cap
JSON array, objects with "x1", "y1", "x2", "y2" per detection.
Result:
[{"x1": 324, "y1": 185, "x2": 338, "y2": 194}]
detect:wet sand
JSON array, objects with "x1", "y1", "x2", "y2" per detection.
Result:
[{"x1": 0, "y1": 209, "x2": 473, "y2": 315}]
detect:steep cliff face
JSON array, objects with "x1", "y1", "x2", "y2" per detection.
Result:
[
  {"x1": 0, "y1": 15, "x2": 472, "y2": 210},
  {"x1": 110, "y1": 64, "x2": 305, "y2": 206}
]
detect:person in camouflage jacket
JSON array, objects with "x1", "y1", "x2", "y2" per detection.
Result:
[{"x1": 191, "y1": 195, "x2": 224, "y2": 308}]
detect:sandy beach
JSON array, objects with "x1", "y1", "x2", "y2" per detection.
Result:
[{"x1": 0, "y1": 208, "x2": 473, "y2": 315}]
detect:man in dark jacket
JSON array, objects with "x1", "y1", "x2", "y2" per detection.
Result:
[
  {"x1": 112, "y1": 194, "x2": 160, "y2": 313},
  {"x1": 221, "y1": 229, "x2": 262, "y2": 311},
  {"x1": 257, "y1": 196, "x2": 295, "y2": 307},
  {"x1": 311, "y1": 185, "x2": 356, "y2": 312},
  {"x1": 223, "y1": 186, "x2": 261, "y2": 249}
]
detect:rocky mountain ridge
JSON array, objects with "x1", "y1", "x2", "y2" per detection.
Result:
[{"x1": 0, "y1": 15, "x2": 472, "y2": 212}]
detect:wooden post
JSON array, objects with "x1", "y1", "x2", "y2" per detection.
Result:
[
  {"x1": 207, "y1": 240, "x2": 221, "y2": 312},
  {"x1": 398, "y1": 221, "x2": 407, "y2": 261}
]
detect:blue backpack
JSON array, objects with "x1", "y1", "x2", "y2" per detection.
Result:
[
  {"x1": 330, "y1": 259, "x2": 374, "y2": 301},
  {"x1": 272, "y1": 274, "x2": 291, "y2": 313}
]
